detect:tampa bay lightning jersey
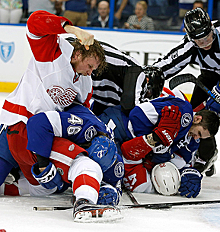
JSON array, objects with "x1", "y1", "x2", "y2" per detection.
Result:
[
  {"x1": 26, "y1": 104, "x2": 113, "y2": 158},
  {"x1": 99, "y1": 89, "x2": 200, "y2": 165}
]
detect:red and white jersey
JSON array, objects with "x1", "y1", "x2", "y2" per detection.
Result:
[{"x1": 0, "y1": 11, "x2": 93, "y2": 126}]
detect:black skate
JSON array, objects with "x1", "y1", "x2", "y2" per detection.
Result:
[{"x1": 73, "y1": 198, "x2": 123, "y2": 223}]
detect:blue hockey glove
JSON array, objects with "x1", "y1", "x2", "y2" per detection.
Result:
[
  {"x1": 179, "y1": 168, "x2": 203, "y2": 198},
  {"x1": 31, "y1": 162, "x2": 64, "y2": 190},
  {"x1": 205, "y1": 82, "x2": 220, "y2": 116},
  {"x1": 97, "y1": 184, "x2": 120, "y2": 206}
]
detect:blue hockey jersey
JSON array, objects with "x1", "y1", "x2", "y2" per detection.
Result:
[
  {"x1": 99, "y1": 88, "x2": 200, "y2": 166},
  {"x1": 26, "y1": 104, "x2": 113, "y2": 158}
]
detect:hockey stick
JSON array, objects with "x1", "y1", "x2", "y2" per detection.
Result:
[
  {"x1": 169, "y1": 73, "x2": 220, "y2": 104},
  {"x1": 122, "y1": 186, "x2": 139, "y2": 205},
  {"x1": 33, "y1": 199, "x2": 220, "y2": 211}
]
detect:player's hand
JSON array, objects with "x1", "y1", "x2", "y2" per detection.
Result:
[
  {"x1": 97, "y1": 184, "x2": 120, "y2": 206},
  {"x1": 64, "y1": 25, "x2": 94, "y2": 50},
  {"x1": 31, "y1": 162, "x2": 64, "y2": 190},
  {"x1": 153, "y1": 105, "x2": 181, "y2": 147},
  {"x1": 179, "y1": 168, "x2": 203, "y2": 198}
]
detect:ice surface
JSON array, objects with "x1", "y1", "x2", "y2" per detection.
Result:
[{"x1": 0, "y1": 93, "x2": 220, "y2": 232}]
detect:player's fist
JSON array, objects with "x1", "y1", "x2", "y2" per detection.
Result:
[{"x1": 153, "y1": 105, "x2": 181, "y2": 147}]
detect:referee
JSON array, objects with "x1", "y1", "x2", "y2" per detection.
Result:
[{"x1": 152, "y1": 7, "x2": 220, "y2": 176}]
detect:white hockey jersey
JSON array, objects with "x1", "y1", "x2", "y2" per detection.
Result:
[{"x1": 0, "y1": 11, "x2": 93, "y2": 126}]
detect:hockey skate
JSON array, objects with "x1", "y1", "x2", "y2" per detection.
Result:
[{"x1": 73, "y1": 198, "x2": 123, "y2": 223}]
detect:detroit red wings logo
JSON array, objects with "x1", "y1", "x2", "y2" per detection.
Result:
[{"x1": 47, "y1": 86, "x2": 77, "y2": 106}]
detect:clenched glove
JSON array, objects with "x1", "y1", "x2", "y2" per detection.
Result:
[
  {"x1": 31, "y1": 162, "x2": 64, "y2": 190},
  {"x1": 97, "y1": 184, "x2": 121, "y2": 206},
  {"x1": 179, "y1": 168, "x2": 203, "y2": 198},
  {"x1": 153, "y1": 105, "x2": 181, "y2": 147}
]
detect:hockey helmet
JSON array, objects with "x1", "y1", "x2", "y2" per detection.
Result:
[
  {"x1": 184, "y1": 8, "x2": 212, "y2": 40},
  {"x1": 143, "y1": 66, "x2": 165, "y2": 99},
  {"x1": 151, "y1": 162, "x2": 181, "y2": 196},
  {"x1": 87, "y1": 136, "x2": 118, "y2": 172}
]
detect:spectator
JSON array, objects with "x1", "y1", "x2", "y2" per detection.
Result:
[
  {"x1": 90, "y1": 0, "x2": 120, "y2": 28},
  {"x1": 0, "y1": 0, "x2": 23, "y2": 23},
  {"x1": 28, "y1": 0, "x2": 55, "y2": 15},
  {"x1": 87, "y1": 0, "x2": 99, "y2": 23},
  {"x1": 124, "y1": 1, "x2": 154, "y2": 30},
  {"x1": 180, "y1": 0, "x2": 204, "y2": 32},
  {"x1": 57, "y1": 0, "x2": 88, "y2": 27},
  {"x1": 115, "y1": 0, "x2": 145, "y2": 27},
  {"x1": 54, "y1": 1, "x2": 64, "y2": 16},
  {"x1": 179, "y1": 0, "x2": 206, "y2": 19}
]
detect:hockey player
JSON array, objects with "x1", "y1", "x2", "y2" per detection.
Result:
[
  {"x1": 0, "y1": 10, "x2": 106, "y2": 168},
  {"x1": 99, "y1": 87, "x2": 219, "y2": 197},
  {"x1": 149, "y1": 8, "x2": 220, "y2": 176},
  {"x1": 0, "y1": 10, "x2": 106, "y2": 125},
  {"x1": 0, "y1": 104, "x2": 124, "y2": 222}
]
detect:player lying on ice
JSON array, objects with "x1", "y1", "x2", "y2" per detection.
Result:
[
  {"x1": 0, "y1": 104, "x2": 124, "y2": 222},
  {"x1": 99, "y1": 86, "x2": 220, "y2": 198}
]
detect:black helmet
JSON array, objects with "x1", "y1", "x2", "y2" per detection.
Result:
[{"x1": 184, "y1": 8, "x2": 212, "y2": 40}]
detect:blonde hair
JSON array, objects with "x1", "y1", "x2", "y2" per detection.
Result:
[{"x1": 136, "y1": 1, "x2": 148, "y2": 12}]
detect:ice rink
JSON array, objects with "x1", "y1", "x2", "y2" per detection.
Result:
[{"x1": 0, "y1": 92, "x2": 220, "y2": 232}]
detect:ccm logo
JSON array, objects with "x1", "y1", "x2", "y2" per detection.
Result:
[{"x1": 162, "y1": 130, "x2": 172, "y2": 143}]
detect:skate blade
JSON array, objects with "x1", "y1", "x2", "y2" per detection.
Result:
[{"x1": 74, "y1": 207, "x2": 123, "y2": 223}]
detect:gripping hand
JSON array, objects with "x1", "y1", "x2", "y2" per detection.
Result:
[
  {"x1": 179, "y1": 168, "x2": 203, "y2": 198},
  {"x1": 97, "y1": 184, "x2": 120, "y2": 206},
  {"x1": 31, "y1": 162, "x2": 64, "y2": 190},
  {"x1": 153, "y1": 105, "x2": 181, "y2": 147}
]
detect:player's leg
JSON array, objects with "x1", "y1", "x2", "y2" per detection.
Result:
[
  {"x1": 7, "y1": 122, "x2": 39, "y2": 185},
  {"x1": 123, "y1": 163, "x2": 155, "y2": 193},
  {"x1": 190, "y1": 70, "x2": 220, "y2": 109},
  {"x1": 51, "y1": 137, "x2": 121, "y2": 221}
]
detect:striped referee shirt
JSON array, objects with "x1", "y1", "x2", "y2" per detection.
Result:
[
  {"x1": 153, "y1": 21, "x2": 220, "y2": 80},
  {"x1": 92, "y1": 42, "x2": 147, "y2": 114}
]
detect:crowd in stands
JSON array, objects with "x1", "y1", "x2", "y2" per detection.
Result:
[{"x1": 0, "y1": 0, "x2": 220, "y2": 31}]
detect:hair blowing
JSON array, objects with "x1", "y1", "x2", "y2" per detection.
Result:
[
  {"x1": 70, "y1": 39, "x2": 107, "y2": 76},
  {"x1": 196, "y1": 110, "x2": 220, "y2": 136}
]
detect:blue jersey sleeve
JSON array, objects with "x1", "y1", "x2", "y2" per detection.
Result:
[{"x1": 26, "y1": 112, "x2": 54, "y2": 158}]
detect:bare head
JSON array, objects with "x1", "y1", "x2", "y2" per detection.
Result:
[
  {"x1": 188, "y1": 110, "x2": 219, "y2": 139},
  {"x1": 98, "y1": 1, "x2": 110, "y2": 20},
  {"x1": 135, "y1": 1, "x2": 148, "y2": 18},
  {"x1": 69, "y1": 39, "x2": 107, "y2": 76}
]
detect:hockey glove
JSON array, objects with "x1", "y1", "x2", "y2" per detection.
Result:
[
  {"x1": 205, "y1": 82, "x2": 220, "y2": 116},
  {"x1": 31, "y1": 162, "x2": 64, "y2": 190},
  {"x1": 121, "y1": 135, "x2": 153, "y2": 161},
  {"x1": 153, "y1": 105, "x2": 181, "y2": 147},
  {"x1": 143, "y1": 65, "x2": 165, "y2": 99},
  {"x1": 97, "y1": 184, "x2": 120, "y2": 206},
  {"x1": 179, "y1": 168, "x2": 203, "y2": 198}
]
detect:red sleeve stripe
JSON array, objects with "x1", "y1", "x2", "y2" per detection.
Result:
[
  {"x1": 72, "y1": 174, "x2": 100, "y2": 193},
  {"x1": 2, "y1": 100, "x2": 33, "y2": 119}
]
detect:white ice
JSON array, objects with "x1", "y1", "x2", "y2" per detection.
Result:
[{"x1": 0, "y1": 92, "x2": 220, "y2": 232}]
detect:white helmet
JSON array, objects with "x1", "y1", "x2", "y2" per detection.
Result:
[{"x1": 151, "y1": 162, "x2": 181, "y2": 196}]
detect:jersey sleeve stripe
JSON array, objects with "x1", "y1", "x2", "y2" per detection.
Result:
[{"x1": 2, "y1": 100, "x2": 34, "y2": 119}]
